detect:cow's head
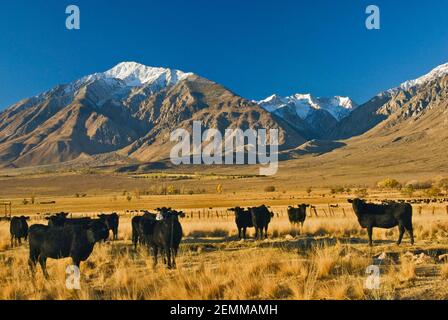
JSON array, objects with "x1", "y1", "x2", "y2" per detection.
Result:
[
  {"x1": 156, "y1": 207, "x2": 172, "y2": 213},
  {"x1": 45, "y1": 215, "x2": 66, "y2": 227},
  {"x1": 86, "y1": 220, "x2": 109, "y2": 243},
  {"x1": 56, "y1": 212, "x2": 69, "y2": 218},
  {"x1": 229, "y1": 207, "x2": 246, "y2": 216},
  {"x1": 348, "y1": 198, "x2": 364, "y2": 206}
]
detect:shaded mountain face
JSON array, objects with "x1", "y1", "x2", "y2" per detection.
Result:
[
  {"x1": 302, "y1": 73, "x2": 448, "y2": 181},
  {"x1": 0, "y1": 63, "x2": 306, "y2": 168},
  {"x1": 329, "y1": 62, "x2": 448, "y2": 140}
]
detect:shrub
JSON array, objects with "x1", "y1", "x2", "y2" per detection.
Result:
[
  {"x1": 405, "y1": 180, "x2": 433, "y2": 190},
  {"x1": 439, "y1": 178, "x2": 448, "y2": 194},
  {"x1": 355, "y1": 188, "x2": 368, "y2": 198},
  {"x1": 306, "y1": 187, "x2": 313, "y2": 196},
  {"x1": 377, "y1": 178, "x2": 401, "y2": 190},
  {"x1": 330, "y1": 186, "x2": 345, "y2": 194},
  {"x1": 425, "y1": 187, "x2": 442, "y2": 197},
  {"x1": 401, "y1": 185, "x2": 414, "y2": 197},
  {"x1": 167, "y1": 185, "x2": 180, "y2": 195},
  {"x1": 264, "y1": 186, "x2": 276, "y2": 193}
]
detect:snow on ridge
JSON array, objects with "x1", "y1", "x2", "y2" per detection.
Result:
[
  {"x1": 382, "y1": 62, "x2": 448, "y2": 97},
  {"x1": 400, "y1": 62, "x2": 448, "y2": 91},
  {"x1": 102, "y1": 62, "x2": 193, "y2": 87},
  {"x1": 258, "y1": 93, "x2": 358, "y2": 121}
]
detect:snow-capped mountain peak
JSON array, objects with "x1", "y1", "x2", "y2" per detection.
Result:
[
  {"x1": 73, "y1": 61, "x2": 193, "y2": 89},
  {"x1": 400, "y1": 62, "x2": 448, "y2": 91},
  {"x1": 101, "y1": 62, "x2": 193, "y2": 87},
  {"x1": 258, "y1": 93, "x2": 357, "y2": 121}
]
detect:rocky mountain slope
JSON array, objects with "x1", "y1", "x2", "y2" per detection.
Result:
[
  {"x1": 1, "y1": 61, "x2": 448, "y2": 172},
  {"x1": 0, "y1": 62, "x2": 306, "y2": 168}
]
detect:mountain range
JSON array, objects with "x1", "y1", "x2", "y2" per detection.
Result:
[{"x1": 0, "y1": 61, "x2": 447, "y2": 172}]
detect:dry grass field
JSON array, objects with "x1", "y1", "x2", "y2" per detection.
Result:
[{"x1": 1, "y1": 171, "x2": 448, "y2": 300}]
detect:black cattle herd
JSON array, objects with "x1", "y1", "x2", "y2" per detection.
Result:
[{"x1": 4, "y1": 198, "x2": 448, "y2": 277}]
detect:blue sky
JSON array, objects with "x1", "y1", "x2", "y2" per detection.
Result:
[{"x1": 1, "y1": 0, "x2": 448, "y2": 109}]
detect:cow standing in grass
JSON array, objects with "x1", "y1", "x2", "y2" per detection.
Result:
[
  {"x1": 10, "y1": 216, "x2": 30, "y2": 247},
  {"x1": 45, "y1": 212, "x2": 91, "y2": 227},
  {"x1": 348, "y1": 198, "x2": 414, "y2": 246},
  {"x1": 28, "y1": 220, "x2": 109, "y2": 278},
  {"x1": 140, "y1": 208, "x2": 184, "y2": 269},
  {"x1": 98, "y1": 213, "x2": 119, "y2": 240},
  {"x1": 132, "y1": 211, "x2": 157, "y2": 249},
  {"x1": 287, "y1": 204, "x2": 309, "y2": 227},
  {"x1": 250, "y1": 205, "x2": 274, "y2": 240},
  {"x1": 229, "y1": 207, "x2": 253, "y2": 239}
]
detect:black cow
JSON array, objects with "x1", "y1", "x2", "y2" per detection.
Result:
[
  {"x1": 229, "y1": 207, "x2": 253, "y2": 239},
  {"x1": 249, "y1": 205, "x2": 274, "y2": 240},
  {"x1": 132, "y1": 211, "x2": 157, "y2": 249},
  {"x1": 46, "y1": 212, "x2": 91, "y2": 227},
  {"x1": 10, "y1": 216, "x2": 30, "y2": 247},
  {"x1": 98, "y1": 213, "x2": 119, "y2": 240},
  {"x1": 140, "y1": 208, "x2": 184, "y2": 269},
  {"x1": 28, "y1": 219, "x2": 109, "y2": 278},
  {"x1": 287, "y1": 204, "x2": 309, "y2": 227},
  {"x1": 348, "y1": 198, "x2": 414, "y2": 246}
]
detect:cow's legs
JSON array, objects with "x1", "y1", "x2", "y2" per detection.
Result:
[
  {"x1": 162, "y1": 248, "x2": 167, "y2": 265},
  {"x1": 264, "y1": 226, "x2": 268, "y2": 239},
  {"x1": 397, "y1": 225, "x2": 405, "y2": 246},
  {"x1": 406, "y1": 226, "x2": 415, "y2": 245},
  {"x1": 10, "y1": 235, "x2": 14, "y2": 248},
  {"x1": 238, "y1": 227, "x2": 242, "y2": 239},
  {"x1": 152, "y1": 246, "x2": 158, "y2": 268},
  {"x1": 18, "y1": 237, "x2": 22, "y2": 246},
  {"x1": 166, "y1": 247, "x2": 173, "y2": 269},
  {"x1": 243, "y1": 227, "x2": 247, "y2": 239},
  {"x1": 28, "y1": 249, "x2": 39, "y2": 275},
  {"x1": 132, "y1": 234, "x2": 137, "y2": 249},
  {"x1": 72, "y1": 258, "x2": 81, "y2": 269},
  {"x1": 171, "y1": 248, "x2": 177, "y2": 268},
  {"x1": 114, "y1": 228, "x2": 118, "y2": 240},
  {"x1": 39, "y1": 256, "x2": 49, "y2": 279},
  {"x1": 367, "y1": 226, "x2": 373, "y2": 246}
]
